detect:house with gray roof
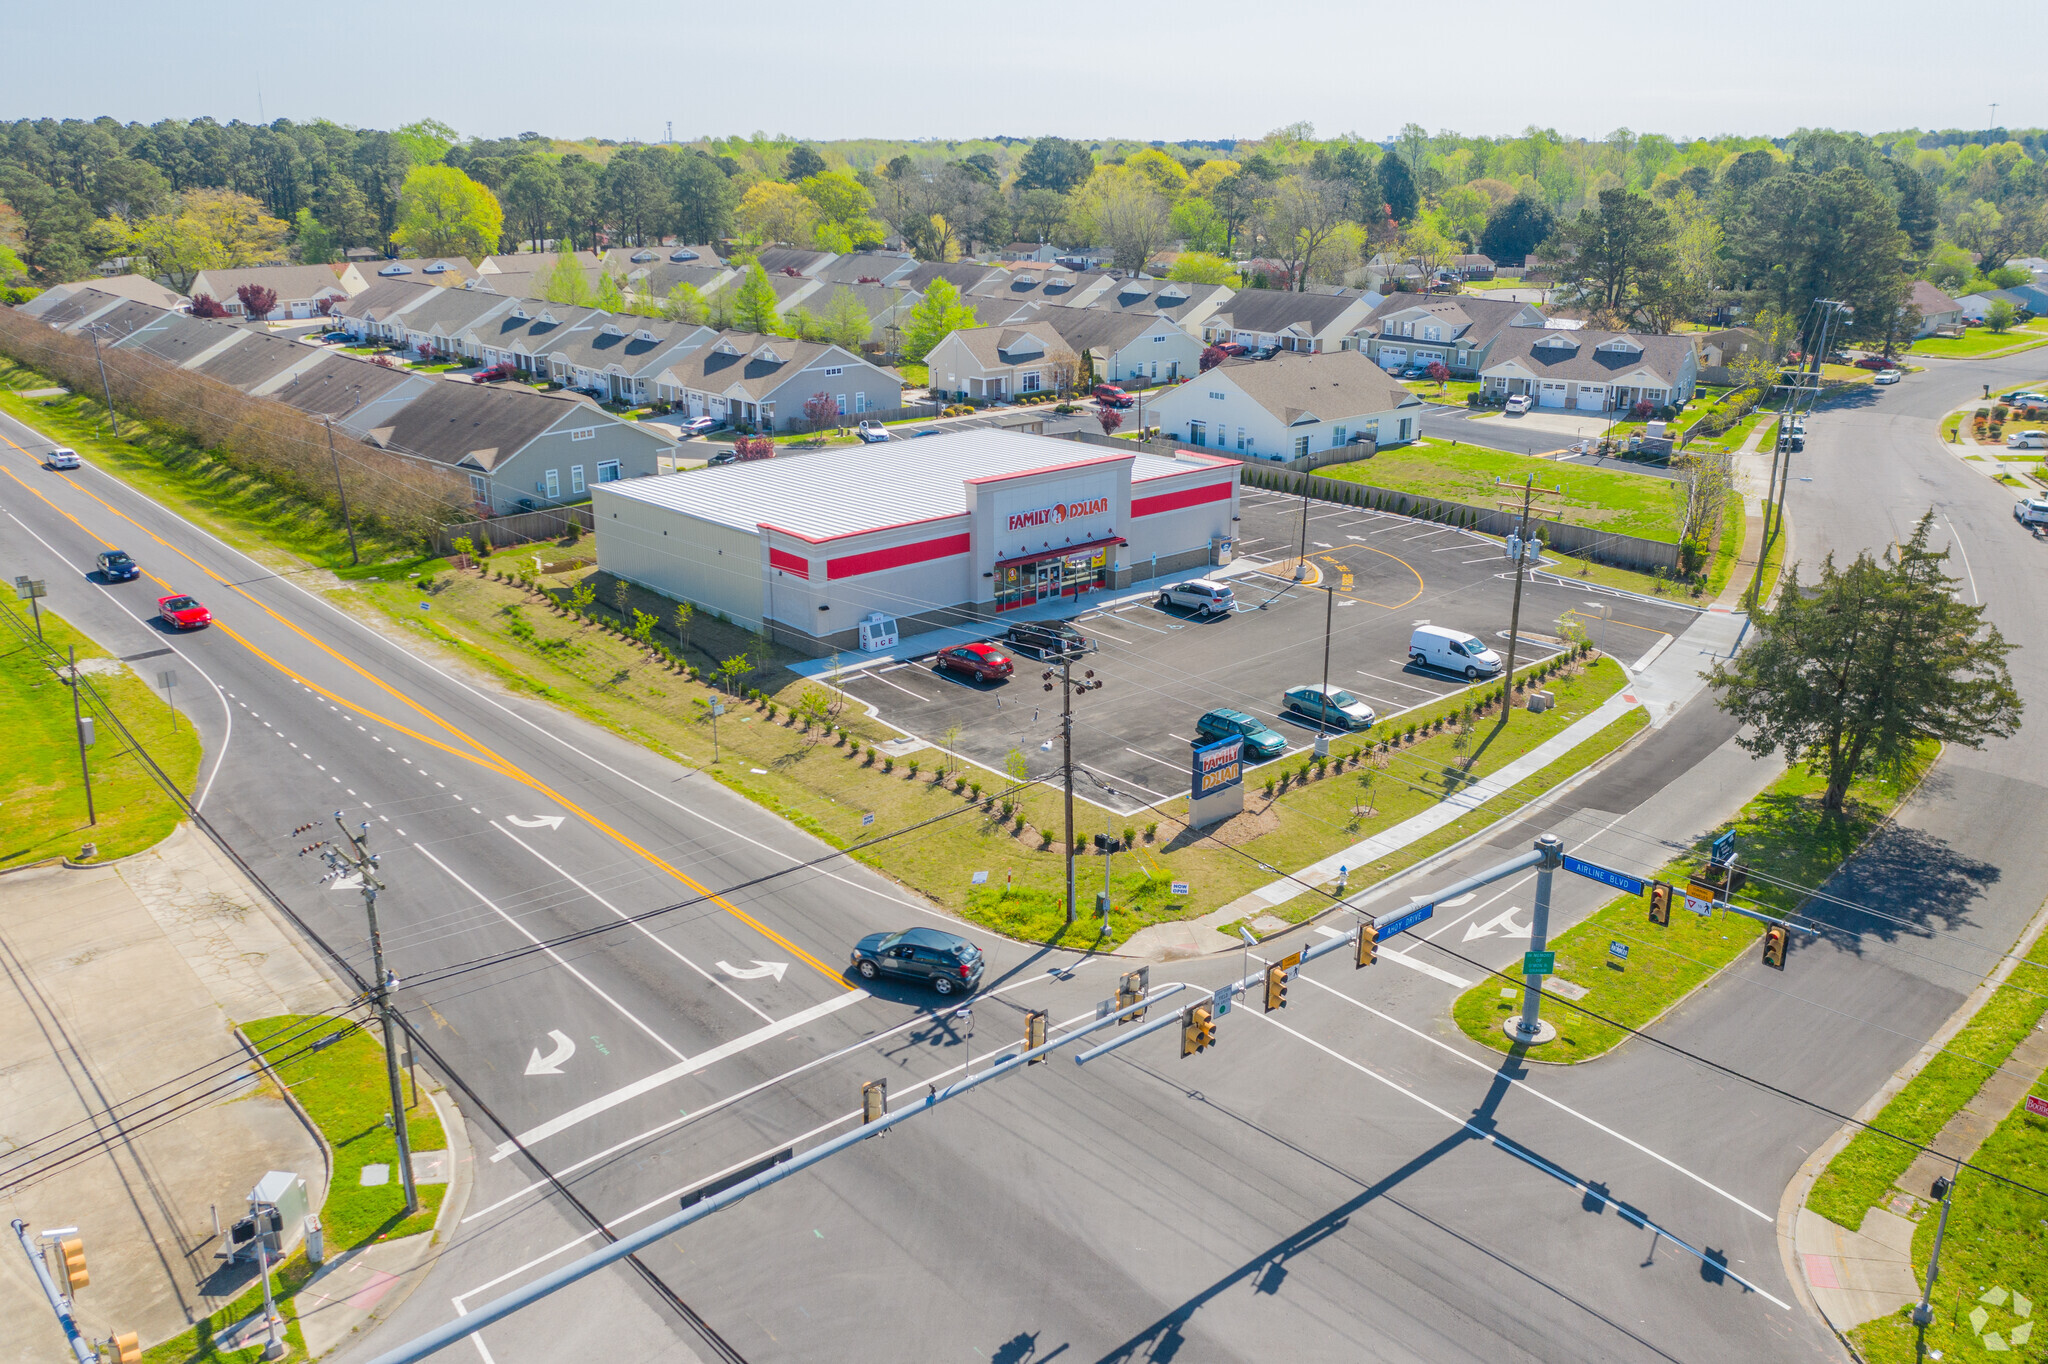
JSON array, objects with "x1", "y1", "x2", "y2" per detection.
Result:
[
  {"x1": 331, "y1": 277, "x2": 445, "y2": 343},
  {"x1": 1043, "y1": 308, "x2": 1202, "y2": 387},
  {"x1": 26, "y1": 286, "x2": 169, "y2": 336},
  {"x1": 362, "y1": 257, "x2": 480, "y2": 287},
  {"x1": 775, "y1": 281, "x2": 920, "y2": 345},
  {"x1": 754, "y1": 247, "x2": 837, "y2": 278},
  {"x1": 537, "y1": 315, "x2": 718, "y2": 405},
  {"x1": 1478, "y1": 328, "x2": 1698, "y2": 412},
  {"x1": 187, "y1": 264, "x2": 360, "y2": 319},
  {"x1": 461, "y1": 298, "x2": 607, "y2": 378},
  {"x1": 19, "y1": 274, "x2": 183, "y2": 319},
  {"x1": 390, "y1": 287, "x2": 526, "y2": 358},
  {"x1": 267, "y1": 352, "x2": 433, "y2": 428},
  {"x1": 922, "y1": 323, "x2": 1077, "y2": 402},
  {"x1": 649, "y1": 332, "x2": 901, "y2": 431},
  {"x1": 1199, "y1": 288, "x2": 1381, "y2": 354},
  {"x1": 479, "y1": 250, "x2": 600, "y2": 276},
  {"x1": 1358, "y1": 291, "x2": 1548, "y2": 376},
  {"x1": 814, "y1": 251, "x2": 921, "y2": 286},
  {"x1": 109, "y1": 311, "x2": 248, "y2": 369},
  {"x1": 1148, "y1": 350, "x2": 1422, "y2": 463},
  {"x1": 354, "y1": 382, "x2": 675, "y2": 516},
  {"x1": 900, "y1": 261, "x2": 1007, "y2": 295},
  {"x1": 1078, "y1": 277, "x2": 1233, "y2": 331}
]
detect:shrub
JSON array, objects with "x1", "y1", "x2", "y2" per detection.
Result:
[
  {"x1": 969, "y1": 781, "x2": 982, "y2": 800},
  {"x1": 1146, "y1": 821, "x2": 1158, "y2": 841},
  {"x1": 955, "y1": 777, "x2": 967, "y2": 793},
  {"x1": 1296, "y1": 760, "x2": 1311, "y2": 783},
  {"x1": 1040, "y1": 830, "x2": 1054, "y2": 849},
  {"x1": 1263, "y1": 776, "x2": 1276, "y2": 796},
  {"x1": 1122, "y1": 825, "x2": 1136, "y2": 847},
  {"x1": 1000, "y1": 799, "x2": 1013, "y2": 820},
  {"x1": 907, "y1": 759, "x2": 919, "y2": 777},
  {"x1": 1404, "y1": 722, "x2": 1417, "y2": 741},
  {"x1": 865, "y1": 746, "x2": 878, "y2": 764},
  {"x1": 766, "y1": 702, "x2": 778, "y2": 720},
  {"x1": 1314, "y1": 756, "x2": 1328, "y2": 778},
  {"x1": 882, "y1": 757, "x2": 893, "y2": 773}
]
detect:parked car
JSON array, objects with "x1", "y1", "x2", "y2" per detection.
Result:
[
  {"x1": 471, "y1": 362, "x2": 517, "y2": 384},
  {"x1": 1157, "y1": 579, "x2": 1235, "y2": 616},
  {"x1": 1401, "y1": 364, "x2": 1431, "y2": 379},
  {"x1": 1253, "y1": 345, "x2": 1281, "y2": 360},
  {"x1": 1853, "y1": 356, "x2": 1900, "y2": 370},
  {"x1": 1004, "y1": 618, "x2": 1091, "y2": 660},
  {"x1": 1873, "y1": 369, "x2": 1901, "y2": 386},
  {"x1": 95, "y1": 549, "x2": 140, "y2": 582},
  {"x1": 320, "y1": 330, "x2": 351, "y2": 343},
  {"x1": 849, "y1": 927, "x2": 984, "y2": 995},
  {"x1": 2015, "y1": 497, "x2": 2048, "y2": 528},
  {"x1": 856, "y1": 420, "x2": 890, "y2": 443},
  {"x1": 46, "y1": 446, "x2": 80, "y2": 469},
  {"x1": 2008, "y1": 430, "x2": 2047, "y2": 450},
  {"x1": 1092, "y1": 383, "x2": 1134, "y2": 409},
  {"x1": 933, "y1": 641, "x2": 1014, "y2": 682},
  {"x1": 1195, "y1": 708, "x2": 1288, "y2": 761},
  {"x1": 705, "y1": 450, "x2": 739, "y2": 466},
  {"x1": 1504, "y1": 394, "x2": 1533, "y2": 415},
  {"x1": 1786, "y1": 431, "x2": 1805, "y2": 451},
  {"x1": 2001, "y1": 391, "x2": 2048, "y2": 404},
  {"x1": 679, "y1": 415, "x2": 722, "y2": 435},
  {"x1": 1409, "y1": 625, "x2": 1502, "y2": 680},
  {"x1": 1215, "y1": 342, "x2": 1249, "y2": 357},
  {"x1": 1282, "y1": 684, "x2": 1376, "y2": 731},
  {"x1": 156, "y1": 593, "x2": 212, "y2": 630}
]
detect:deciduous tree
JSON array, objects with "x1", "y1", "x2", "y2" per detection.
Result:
[
  {"x1": 1013, "y1": 137, "x2": 1094, "y2": 194},
  {"x1": 1168, "y1": 251, "x2": 1237, "y2": 285},
  {"x1": 900, "y1": 277, "x2": 978, "y2": 362},
  {"x1": 1478, "y1": 192, "x2": 1555, "y2": 265},
  {"x1": 235, "y1": 283, "x2": 278, "y2": 319},
  {"x1": 393, "y1": 165, "x2": 502, "y2": 256},
  {"x1": 542, "y1": 250, "x2": 594, "y2": 306},
  {"x1": 664, "y1": 281, "x2": 706, "y2": 324},
  {"x1": 819, "y1": 286, "x2": 874, "y2": 349},
  {"x1": 729, "y1": 263, "x2": 781, "y2": 335},
  {"x1": 1706, "y1": 513, "x2": 2021, "y2": 811},
  {"x1": 737, "y1": 181, "x2": 816, "y2": 247}
]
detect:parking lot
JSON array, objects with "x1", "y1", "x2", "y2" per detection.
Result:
[{"x1": 828, "y1": 484, "x2": 1700, "y2": 814}]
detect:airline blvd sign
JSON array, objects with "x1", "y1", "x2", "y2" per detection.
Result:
[{"x1": 1006, "y1": 495, "x2": 1111, "y2": 534}]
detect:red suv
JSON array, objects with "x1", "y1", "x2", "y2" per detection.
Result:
[
  {"x1": 934, "y1": 642, "x2": 1014, "y2": 681},
  {"x1": 472, "y1": 362, "x2": 517, "y2": 383},
  {"x1": 1092, "y1": 383, "x2": 1134, "y2": 409}
]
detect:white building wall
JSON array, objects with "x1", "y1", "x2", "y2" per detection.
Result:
[{"x1": 592, "y1": 485, "x2": 764, "y2": 627}]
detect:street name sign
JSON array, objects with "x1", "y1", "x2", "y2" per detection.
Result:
[
  {"x1": 1375, "y1": 903, "x2": 1434, "y2": 939},
  {"x1": 1561, "y1": 855, "x2": 1645, "y2": 895}
]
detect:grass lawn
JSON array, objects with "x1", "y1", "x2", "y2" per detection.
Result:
[
  {"x1": 1807, "y1": 925, "x2": 2048, "y2": 1230},
  {"x1": 0, "y1": 359, "x2": 420, "y2": 574},
  {"x1": 0, "y1": 602, "x2": 203, "y2": 869},
  {"x1": 1449, "y1": 747, "x2": 1933, "y2": 1063},
  {"x1": 1907, "y1": 325, "x2": 2048, "y2": 359},
  {"x1": 1319, "y1": 438, "x2": 1686, "y2": 542},
  {"x1": 342, "y1": 561, "x2": 1632, "y2": 948},
  {"x1": 895, "y1": 360, "x2": 929, "y2": 388},
  {"x1": 136, "y1": 1016, "x2": 446, "y2": 1364},
  {"x1": 1849, "y1": 1075, "x2": 2048, "y2": 1363},
  {"x1": 1401, "y1": 379, "x2": 1481, "y2": 406}
]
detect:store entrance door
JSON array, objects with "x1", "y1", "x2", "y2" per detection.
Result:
[{"x1": 1035, "y1": 560, "x2": 1061, "y2": 599}]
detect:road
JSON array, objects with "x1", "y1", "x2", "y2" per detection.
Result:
[{"x1": 0, "y1": 342, "x2": 2039, "y2": 1363}]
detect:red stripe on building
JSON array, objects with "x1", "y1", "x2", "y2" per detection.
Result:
[
  {"x1": 826, "y1": 532, "x2": 971, "y2": 580},
  {"x1": 768, "y1": 547, "x2": 809, "y2": 579},
  {"x1": 1131, "y1": 480, "x2": 1233, "y2": 518}
]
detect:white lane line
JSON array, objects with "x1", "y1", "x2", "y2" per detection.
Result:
[
  {"x1": 0, "y1": 505, "x2": 235, "y2": 810},
  {"x1": 1073, "y1": 760, "x2": 1170, "y2": 802},
  {"x1": 1124, "y1": 746, "x2": 1188, "y2": 773},
  {"x1": 1462, "y1": 556, "x2": 1501, "y2": 564},
  {"x1": 1942, "y1": 515, "x2": 1980, "y2": 605},
  {"x1": 464, "y1": 962, "x2": 1081, "y2": 1223},
  {"x1": 411, "y1": 844, "x2": 689, "y2": 1064},
  {"x1": 489, "y1": 989, "x2": 871, "y2": 1161},
  {"x1": 848, "y1": 669, "x2": 926, "y2": 700},
  {"x1": 1247, "y1": 1010, "x2": 1789, "y2": 1308},
  {"x1": 1356, "y1": 670, "x2": 1442, "y2": 694},
  {"x1": 1298, "y1": 976, "x2": 1774, "y2": 1222},
  {"x1": 491, "y1": 821, "x2": 773, "y2": 1025},
  {"x1": 1377, "y1": 949, "x2": 1475, "y2": 987}
]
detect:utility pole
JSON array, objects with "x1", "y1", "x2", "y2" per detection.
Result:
[
  {"x1": 89, "y1": 329, "x2": 120, "y2": 438},
  {"x1": 1497, "y1": 475, "x2": 1548, "y2": 727},
  {"x1": 315, "y1": 815, "x2": 419, "y2": 1215},
  {"x1": 1294, "y1": 471, "x2": 1312, "y2": 580},
  {"x1": 68, "y1": 647, "x2": 94, "y2": 826},
  {"x1": 324, "y1": 419, "x2": 359, "y2": 565},
  {"x1": 1755, "y1": 298, "x2": 1847, "y2": 603},
  {"x1": 1317, "y1": 583, "x2": 1336, "y2": 754},
  {"x1": 1040, "y1": 649, "x2": 1103, "y2": 926}
]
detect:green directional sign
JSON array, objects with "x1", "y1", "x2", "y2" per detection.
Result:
[{"x1": 1522, "y1": 951, "x2": 1556, "y2": 976}]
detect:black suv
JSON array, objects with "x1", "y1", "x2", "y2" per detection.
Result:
[
  {"x1": 850, "y1": 927, "x2": 984, "y2": 995},
  {"x1": 1005, "y1": 619, "x2": 1091, "y2": 659}
]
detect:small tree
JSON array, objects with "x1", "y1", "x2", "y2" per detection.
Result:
[
  {"x1": 236, "y1": 283, "x2": 279, "y2": 320},
  {"x1": 735, "y1": 435, "x2": 776, "y2": 459},
  {"x1": 1986, "y1": 299, "x2": 2017, "y2": 335},
  {"x1": 672, "y1": 601, "x2": 693, "y2": 652},
  {"x1": 632, "y1": 609, "x2": 659, "y2": 645},
  {"x1": 1199, "y1": 344, "x2": 1227, "y2": 373},
  {"x1": 801, "y1": 391, "x2": 837, "y2": 431},
  {"x1": 190, "y1": 293, "x2": 227, "y2": 318},
  {"x1": 799, "y1": 685, "x2": 832, "y2": 728},
  {"x1": 1097, "y1": 406, "x2": 1124, "y2": 437},
  {"x1": 1707, "y1": 512, "x2": 2021, "y2": 811},
  {"x1": 941, "y1": 722, "x2": 964, "y2": 775},
  {"x1": 613, "y1": 578, "x2": 631, "y2": 619},
  {"x1": 1425, "y1": 359, "x2": 1450, "y2": 389},
  {"x1": 719, "y1": 652, "x2": 753, "y2": 695},
  {"x1": 568, "y1": 581, "x2": 596, "y2": 614},
  {"x1": 1004, "y1": 748, "x2": 1029, "y2": 782}
]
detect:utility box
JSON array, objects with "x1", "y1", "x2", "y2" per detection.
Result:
[
  {"x1": 252, "y1": 1172, "x2": 308, "y2": 1254},
  {"x1": 304, "y1": 1218, "x2": 324, "y2": 1267},
  {"x1": 1209, "y1": 535, "x2": 1233, "y2": 566}
]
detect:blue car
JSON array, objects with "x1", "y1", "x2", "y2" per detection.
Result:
[
  {"x1": 96, "y1": 549, "x2": 140, "y2": 582},
  {"x1": 850, "y1": 927, "x2": 984, "y2": 996},
  {"x1": 1195, "y1": 708, "x2": 1288, "y2": 760}
]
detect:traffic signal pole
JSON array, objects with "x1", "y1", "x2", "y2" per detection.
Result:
[
  {"x1": 12, "y1": 1221, "x2": 96, "y2": 1364},
  {"x1": 1506, "y1": 835, "x2": 1564, "y2": 1045}
]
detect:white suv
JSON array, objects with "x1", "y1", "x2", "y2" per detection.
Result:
[
  {"x1": 1158, "y1": 579, "x2": 1236, "y2": 616},
  {"x1": 2014, "y1": 497, "x2": 2048, "y2": 529}
]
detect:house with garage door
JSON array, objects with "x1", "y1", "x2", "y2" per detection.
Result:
[
  {"x1": 649, "y1": 332, "x2": 901, "y2": 430},
  {"x1": 1148, "y1": 349, "x2": 1420, "y2": 463},
  {"x1": 1198, "y1": 287, "x2": 1381, "y2": 355},
  {"x1": 1478, "y1": 328, "x2": 1697, "y2": 413},
  {"x1": 1358, "y1": 292, "x2": 1547, "y2": 377}
]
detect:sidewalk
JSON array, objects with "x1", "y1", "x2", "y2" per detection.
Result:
[{"x1": 0, "y1": 824, "x2": 344, "y2": 1364}]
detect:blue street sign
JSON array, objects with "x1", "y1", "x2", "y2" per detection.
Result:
[
  {"x1": 1561, "y1": 855, "x2": 1645, "y2": 896},
  {"x1": 1608, "y1": 940, "x2": 1630, "y2": 961},
  {"x1": 1711, "y1": 831, "x2": 1736, "y2": 863},
  {"x1": 1375, "y1": 903, "x2": 1434, "y2": 939}
]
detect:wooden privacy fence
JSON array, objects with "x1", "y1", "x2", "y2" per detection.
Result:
[
  {"x1": 432, "y1": 505, "x2": 594, "y2": 555},
  {"x1": 1238, "y1": 462, "x2": 1681, "y2": 574}
]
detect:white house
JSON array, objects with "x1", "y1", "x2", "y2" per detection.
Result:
[
  {"x1": 1909, "y1": 281, "x2": 1966, "y2": 337},
  {"x1": 1478, "y1": 329, "x2": 1698, "y2": 412},
  {"x1": 1147, "y1": 351, "x2": 1422, "y2": 463},
  {"x1": 188, "y1": 264, "x2": 363, "y2": 320}
]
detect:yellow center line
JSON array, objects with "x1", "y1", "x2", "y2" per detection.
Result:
[{"x1": 0, "y1": 449, "x2": 851, "y2": 988}]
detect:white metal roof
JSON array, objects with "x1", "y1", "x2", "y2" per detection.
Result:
[{"x1": 602, "y1": 429, "x2": 1213, "y2": 540}]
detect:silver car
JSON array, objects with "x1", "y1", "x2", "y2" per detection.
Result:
[{"x1": 1157, "y1": 579, "x2": 1236, "y2": 616}]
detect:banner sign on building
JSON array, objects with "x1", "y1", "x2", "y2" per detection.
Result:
[{"x1": 1191, "y1": 736, "x2": 1244, "y2": 801}]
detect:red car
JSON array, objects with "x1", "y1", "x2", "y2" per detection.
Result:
[
  {"x1": 157, "y1": 593, "x2": 212, "y2": 630},
  {"x1": 1215, "y1": 342, "x2": 1249, "y2": 357},
  {"x1": 1092, "y1": 383, "x2": 1134, "y2": 409},
  {"x1": 1854, "y1": 356, "x2": 1900, "y2": 371},
  {"x1": 472, "y1": 362, "x2": 517, "y2": 383},
  {"x1": 934, "y1": 642, "x2": 1013, "y2": 681}
]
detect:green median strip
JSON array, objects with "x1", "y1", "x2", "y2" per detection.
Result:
[
  {"x1": 1449, "y1": 746, "x2": 1934, "y2": 1064},
  {"x1": 0, "y1": 600, "x2": 201, "y2": 868},
  {"x1": 139, "y1": 1016, "x2": 445, "y2": 1364},
  {"x1": 1806, "y1": 928, "x2": 2048, "y2": 1230}
]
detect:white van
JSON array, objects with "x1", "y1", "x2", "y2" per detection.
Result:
[
  {"x1": 2006, "y1": 430, "x2": 2046, "y2": 450},
  {"x1": 1410, "y1": 626, "x2": 1503, "y2": 680}
]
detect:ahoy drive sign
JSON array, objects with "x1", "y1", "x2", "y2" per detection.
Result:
[{"x1": 1006, "y1": 495, "x2": 1111, "y2": 534}]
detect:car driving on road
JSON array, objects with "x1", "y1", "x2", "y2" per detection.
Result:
[
  {"x1": 1195, "y1": 708, "x2": 1288, "y2": 760},
  {"x1": 157, "y1": 593, "x2": 211, "y2": 629},
  {"x1": 933, "y1": 641, "x2": 1013, "y2": 681},
  {"x1": 1157, "y1": 579, "x2": 1235, "y2": 616},
  {"x1": 46, "y1": 447, "x2": 81, "y2": 469},
  {"x1": 96, "y1": 549, "x2": 140, "y2": 582},
  {"x1": 850, "y1": 927, "x2": 983, "y2": 995}
]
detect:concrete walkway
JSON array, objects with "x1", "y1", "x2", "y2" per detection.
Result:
[{"x1": 0, "y1": 824, "x2": 344, "y2": 1364}]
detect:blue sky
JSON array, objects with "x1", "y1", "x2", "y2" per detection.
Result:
[{"x1": 4, "y1": 0, "x2": 2035, "y2": 144}]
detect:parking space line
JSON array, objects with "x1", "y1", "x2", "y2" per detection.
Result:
[
  {"x1": 1356, "y1": 670, "x2": 1444, "y2": 694},
  {"x1": 1461, "y1": 556, "x2": 1500, "y2": 564},
  {"x1": 849, "y1": 669, "x2": 926, "y2": 700},
  {"x1": 1075, "y1": 760, "x2": 1170, "y2": 801},
  {"x1": 1124, "y1": 746, "x2": 1187, "y2": 773}
]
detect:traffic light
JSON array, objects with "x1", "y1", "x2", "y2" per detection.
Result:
[
  {"x1": 1355, "y1": 922, "x2": 1378, "y2": 968},
  {"x1": 861, "y1": 1079, "x2": 887, "y2": 1123},
  {"x1": 1647, "y1": 882, "x2": 1672, "y2": 927},
  {"x1": 59, "y1": 1237, "x2": 87, "y2": 1294},
  {"x1": 1117, "y1": 967, "x2": 1149, "y2": 1022},
  {"x1": 1263, "y1": 962, "x2": 1289, "y2": 1011},
  {"x1": 1181, "y1": 1003, "x2": 1215, "y2": 1057},
  {"x1": 111, "y1": 1334, "x2": 139, "y2": 1364},
  {"x1": 1024, "y1": 1008, "x2": 1048, "y2": 1062},
  {"x1": 1761, "y1": 927, "x2": 1787, "y2": 970}
]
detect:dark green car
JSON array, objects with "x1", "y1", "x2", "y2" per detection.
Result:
[{"x1": 1195, "y1": 708, "x2": 1288, "y2": 760}]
